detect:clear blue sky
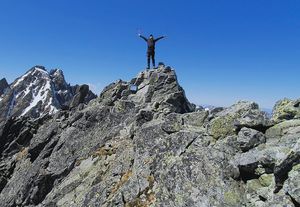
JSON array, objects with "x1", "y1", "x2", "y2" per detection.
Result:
[{"x1": 0, "y1": 0, "x2": 299, "y2": 109}]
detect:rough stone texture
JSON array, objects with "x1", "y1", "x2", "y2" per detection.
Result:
[
  {"x1": 272, "y1": 98, "x2": 300, "y2": 124},
  {"x1": 0, "y1": 66, "x2": 299, "y2": 207},
  {"x1": 207, "y1": 101, "x2": 271, "y2": 140},
  {"x1": 284, "y1": 164, "x2": 300, "y2": 205},
  {"x1": 237, "y1": 127, "x2": 266, "y2": 152},
  {"x1": 0, "y1": 78, "x2": 9, "y2": 96},
  {"x1": 228, "y1": 107, "x2": 300, "y2": 206},
  {"x1": 265, "y1": 119, "x2": 300, "y2": 140},
  {"x1": 69, "y1": 84, "x2": 92, "y2": 109}
]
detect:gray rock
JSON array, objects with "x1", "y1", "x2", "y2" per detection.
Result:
[
  {"x1": 265, "y1": 119, "x2": 300, "y2": 140},
  {"x1": 208, "y1": 101, "x2": 271, "y2": 140},
  {"x1": 283, "y1": 164, "x2": 300, "y2": 204},
  {"x1": 272, "y1": 98, "x2": 300, "y2": 123},
  {"x1": 0, "y1": 78, "x2": 9, "y2": 96},
  {"x1": 69, "y1": 84, "x2": 90, "y2": 109},
  {"x1": 273, "y1": 139, "x2": 300, "y2": 193},
  {"x1": 0, "y1": 65, "x2": 299, "y2": 207},
  {"x1": 237, "y1": 127, "x2": 266, "y2": 152}
]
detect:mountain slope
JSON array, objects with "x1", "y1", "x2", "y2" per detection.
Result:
[
  {"x1": 0, "y1": 65, "x2": 299, "y2": 206},
  {"x1": 0, "y1": 66, "x2": 96, "y2": 125}
]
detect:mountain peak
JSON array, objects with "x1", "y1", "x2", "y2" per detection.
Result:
[
  {"x1": 50, "y1": 68, "x2": 63, "y2": 76},
  {"x1": 0, "y1": 66, "x2": 96, "y2": 123},
  {"x1": 33, "y1": 65, "x2": 47, "y2": 71},
  {"x1": 98, "y1": 64, "x2": 195, "y2": 114}
]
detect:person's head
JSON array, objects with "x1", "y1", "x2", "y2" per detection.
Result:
[{"x1": 149, "y1": 34, "x2": 153, "y2": 39}]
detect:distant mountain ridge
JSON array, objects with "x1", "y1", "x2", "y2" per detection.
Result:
[{"x1": 0, "y1": 66, "x2": 96, "y2": 124}]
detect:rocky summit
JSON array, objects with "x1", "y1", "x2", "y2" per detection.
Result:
[{"x1": 0, "y1": 64, "x2": 300, "y2": 207}]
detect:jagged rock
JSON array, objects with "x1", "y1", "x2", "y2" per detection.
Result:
[
  {"x1": 273, "y1": 139, "x2": 300, "y2": 193},
  {"x1": 208, "y1": 101, "x2": 271, "y2": 140},
  {"x1": 234, "y1": 109, "x2": 273, "y2": 132},
  {"x1": 98, "y1": 67, "x2": 194, "y2": 115},
  {"x1": 243, "y1": 173, "x2": 294, "y2": 206},
  {"x1": 283, "y1": 164, "x2": 300, "y2": 204},
  {"x1": 0, "y1": 78, "x2": 9, "y2": 96},
  {"x1": 98, "y1": 80, "x2": 129, "y2": 106},
  {"x1": 237, "y1": 127, "x2": 266, "y2": 152},
  {"x1": 49, "y1": 69, "x2": 74, "y2": 106},
  {"x1": 161, "y1": 111, "x2": 208, "y2": 134},
  {"x1": 69, "y1": 84, "x2": 90, "y2": 109},
  {"x1": 229, "y1": 148, "x2": 279, "y2": 181},
  {"x1": 0, "y1": 89, "x2": 14, "y2": 126},
  {"x1": 228, "y1": 110, "x2": 300, "y2": 205},
  {"x1": 265, "y1": 119, "x2": 300, "y2": 140},
  {"x1": 50, "y1": 69, "x2": 69, "y2": 91},
  {"x1": 0, "y1": 65, "x2": 300, "y2": 207},
  {"x1": 272, "y1": 98, "x2": 300, "y2": 123},
  {"x1": 127, "y1": 67, "x2": 195, "y2": 113},
  {"x1": 161, "y1": 113, "x2": 184, "y2": 134},
  {"x1": 182, "y1": 111, "x2": 208, "y2": 128},
  {"x1": 71, "y1": 84, "x2": 97, "y2": 106}
]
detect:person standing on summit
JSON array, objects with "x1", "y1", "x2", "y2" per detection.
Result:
[{"x1": 138, "y1": 34, "x2": 165, "y2": 69}]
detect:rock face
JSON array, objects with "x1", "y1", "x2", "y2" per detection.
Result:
[
  {"x1": 0, "y1": 78, "x2": 9, "y2": 96},
  {"x1": 272, "y1": 98, "x2": 300, "y2": 124},
  {"x1": 0, "y1": 66, "x2": 96, "y2": 126},
  {"x1": 69, "y1": 84, "x2": 93, "y2": 109},
  {"x1": 0, "y1": 65, "x2": 299, "y2": 207}
]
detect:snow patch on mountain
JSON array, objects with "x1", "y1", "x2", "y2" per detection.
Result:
[
  {"x1": 16, "y1": 77, "x2": 37, "y2": 99},
  {"x1": 0, "y1": 66, "x2": 96, "y2": 123},
  {"x1": 13, "y1": 70, "x2": 32, "y2": 87},
  {"x1": 20, "y1": 74, "x2": 58, "y2": 116}
]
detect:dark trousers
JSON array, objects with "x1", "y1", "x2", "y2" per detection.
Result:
[{"x1": 147, "y1": 51, "x2": 155, "y2": 68}]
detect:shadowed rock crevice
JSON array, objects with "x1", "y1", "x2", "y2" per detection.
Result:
[
  {"x1": 28, "y1": 128, "x2": 58, "y2": 162},
  {"x1": 179, "y1": 136, "x2": 198, "y2": 156},
  {"x1": 0, "y1": 116, "x2": 41, "y2": 158},
  {"x1": 274, "y1": 151, "x2": 300, "y2": 193},
  {"x1": 234, "y1": 123, "x2": 273, "y2": 134},
  {"x1": 287, "y1": 192, "x2": 300, "y2": 207},
  {"x1": 0, "y1": 160, "x2": 16, "y2": 194},
  {"x1": 259, "y1": 195, "x2": 267, "y2": 202},
  {"x1": 26, "y1": 160, "x2": 76, "y2": 206},
  {"x1": 238, "y1": 164, "x2": 261, "y2": 182}
]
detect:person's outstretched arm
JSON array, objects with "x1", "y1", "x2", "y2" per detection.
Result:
[
  {"x1": 154, "y1": 36, "x2": 165, "y2": 42},
  {"x1": 139, "y1": 34, "x2": 148, "y2": 41}
]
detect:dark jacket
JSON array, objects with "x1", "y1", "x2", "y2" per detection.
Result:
[{"x1": 140, "y1": 35, "x2": 164, "y2": 53}]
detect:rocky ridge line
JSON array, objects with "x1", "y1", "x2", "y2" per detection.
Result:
[{"x1": 0, "y1": 64, "x2": 299, "y2": 206}]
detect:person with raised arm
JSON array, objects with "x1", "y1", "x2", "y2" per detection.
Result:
[{"x1": 138, "y1": 34, "x2": 165, "y2": 69}]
